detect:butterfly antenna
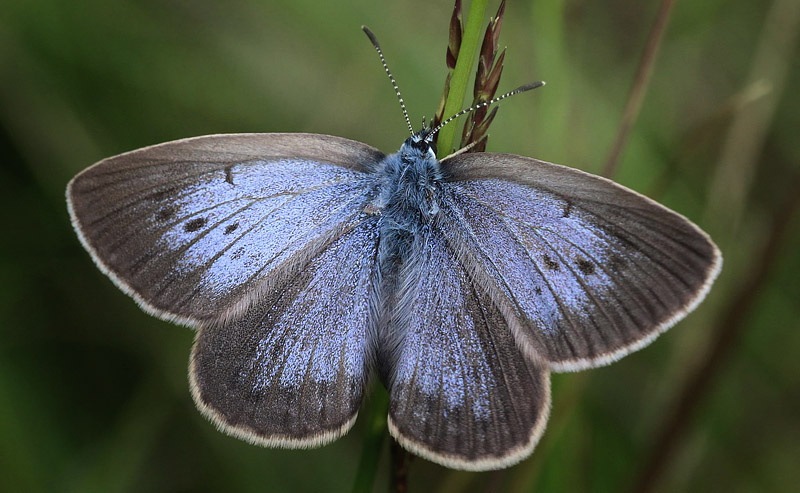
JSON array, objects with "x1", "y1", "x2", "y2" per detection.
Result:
[
  {"x1": 362, "y1": 26, "x2": 414, "y2": 136},
  {"x1": 425, "y1": 81, "x2": 546, "y2": 143}
]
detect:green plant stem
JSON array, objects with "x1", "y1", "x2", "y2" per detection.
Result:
[
  {"x1": 351, "y1": 386, "x2": 390, "y2": 493},
  {"x1": 436, "y1": 0, "x2": 489, "y2": 158}
]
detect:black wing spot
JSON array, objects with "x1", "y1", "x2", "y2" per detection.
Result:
[
  {"x1": 155, "y1": 206, "x2": 175, "y2": 222},
  {"x1": 224, "y1": 166, "x2": 234, "y2": 185},
  {"x1": 224, "y1": 222, "x2": 239, "y2": 235},
  {"x1": 184, "y1": 217, "x2": 208, "y2": 232},
  {"x1": 534, "y1": 286, "x2": 542, "y2": 295},
  {"x1": 151, "y1": 189, "x2": 170, "y2": 202},
  {"x1": 563, "y1": 201, "x2": 572, "y2": 218},
  {"x1": 608, "y1": 255, "x2": 625, "y2": 273},
  {"x1": 577, "y1": 258, "x2": 595, "y2": 275},
  {"x1": 543, "y1": 254, "x2": 559, "y2": 270},
  {"x1": 231, "y1": 246, "x2": 245, "y2": 260}
]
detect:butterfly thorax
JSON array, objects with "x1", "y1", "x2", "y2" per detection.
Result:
[{"x1": 371, "y1": 131, "x2": 443, "y2": 233}]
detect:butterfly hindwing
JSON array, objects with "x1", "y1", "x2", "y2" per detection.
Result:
[
  {"x1": 190, "y1": 217, "x2": 381, "y2": 447},
  {"x1": 386, "y1": 225, "x2": 550, "y2": 471},
  {"x1": 441, "y1": 153, "x2": 722, "y2": 371},
  {"x1": 67, "y1": 133, "x2": 384, "y2": 326}
]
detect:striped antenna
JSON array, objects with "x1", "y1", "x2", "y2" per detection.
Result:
[
  {"x1": 425, "y1": 81, "x2": 546, "y2": 142},
  {"x1": 362, "y1": 26, "x2": 414, "y2": 136}
]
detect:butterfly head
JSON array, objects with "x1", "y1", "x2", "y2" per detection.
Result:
[
  {"x1": 396, "y1": 128, "x2": 442, "y2": 177},
  {"x1": 403, "y1": 129, "x2": 438, "y2": 161}
]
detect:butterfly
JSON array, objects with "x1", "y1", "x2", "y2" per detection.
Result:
[{"x1": 66, "y1": 27, "x2": 721, "y2": 471}]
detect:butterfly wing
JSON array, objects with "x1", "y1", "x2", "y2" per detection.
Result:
[
  {"x1": 440, "y1": 153, "x2": 722, "y2": 372},
  {"x1": 190, "y1": 217, "x2": 380, "y2": 447},
  {"x1": 69, "y1": 133, "x2": 385, "y2": 446},
  {"x1": 386, "y1": 226, "x2": 550, "y2": 471},
  {"x1": 67, "y1": 133, "x2": 384, "y2": 327}
]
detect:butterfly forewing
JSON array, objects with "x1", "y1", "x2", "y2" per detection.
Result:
[
  {"x1": 67, "y1": 133, "x2": 385, "y2": 326},
  {"x1": 386, "y1": 225, "x2": 550, "y2": 471},
  {"x1": 441, "y1": 153, "x2": 721, "y2": 371},
  {"x1": 190, "y1": 217, "x2": 381, "y2": 447}
]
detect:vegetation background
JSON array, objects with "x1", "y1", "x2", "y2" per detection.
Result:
[{"x1": 1, "y1": 0, "x2": 798, "y2": 491}]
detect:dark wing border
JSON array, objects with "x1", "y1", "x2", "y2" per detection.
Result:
[{"x1": 387, "y1": 375, "x2": 551, "y2": 471}]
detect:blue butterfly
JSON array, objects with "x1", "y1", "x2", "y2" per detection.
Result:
[{"x1": 66, "y1": 28, "x2": 721, "y2": 470}]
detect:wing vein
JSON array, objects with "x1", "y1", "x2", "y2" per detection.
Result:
[
  {"x1": 458, "y1": 187, "x2": 695, "y2": 292},
  {"x1": 151, "y1": 194, "x2": 296, "y2": 302},
  {"x1": 494, "y1": 215, "x2": 586, "y2": 357},
  {"x1": 467, "y1": 279, "x2": 522, "y2": 448},
  {"x1": 439, "y1": 193, "x2": 555, "y2": 342},
  {"x1": 525, "y1": 226, "x2": 617, "y2": 346},
  {"x1": 173, "y1": 190, "x2": 369, "y2": 313},
  {"x1": 537, "y1": 225, "x2": 662, "y2": 318}
]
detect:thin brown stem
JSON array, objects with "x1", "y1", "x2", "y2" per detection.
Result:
[
  {"x1": 602, "y1": 0, "x2": 676, "y2": 178},
  {"x1": 704, "y1": 0, "x2": 800, "y2": 228},
  {"x1": 390, "y1": 440, "x2": 410, "y2": 493},
  {"x1": 631, "y1": 172, "x2": 800, "y2": 493}
]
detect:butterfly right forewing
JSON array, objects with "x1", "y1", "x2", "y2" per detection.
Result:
[{"x1": 67, "y1": 133, "x2": 385, "y2": 326}]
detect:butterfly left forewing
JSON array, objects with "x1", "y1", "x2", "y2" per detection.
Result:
[
  {"x1": 386, "y1": 225, "x2": 550, "y2": 471},
  {"x1": 440, "y1": 153, "x2": 721, "y2": 371}
]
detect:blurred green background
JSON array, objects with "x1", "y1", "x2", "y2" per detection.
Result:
[{"x1": 1, "y1": 0, "x2": 798, "y2": 491}]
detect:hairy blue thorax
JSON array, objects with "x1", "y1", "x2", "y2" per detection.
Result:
[{"x1": 372, "y1": 130, "x2": 443, "y2": 233}]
